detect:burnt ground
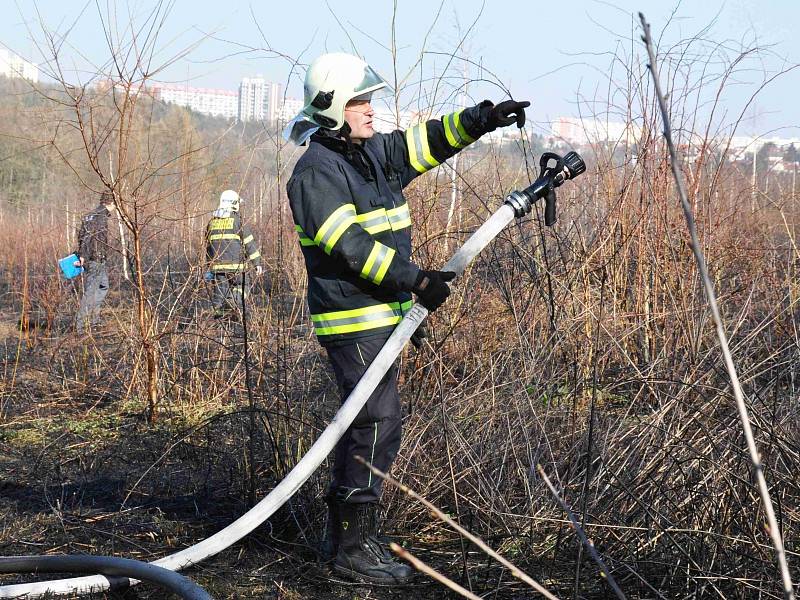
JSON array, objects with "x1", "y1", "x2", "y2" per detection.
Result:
[{"x1": 0, "y1": 304, "x2": 568, "y2": 600}]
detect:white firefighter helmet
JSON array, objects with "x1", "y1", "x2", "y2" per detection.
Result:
[
  {"x1": 219, "y1": 189, "x2": 241, "y2": 212},
  {"x1": 283, "y1": 53, "x2": 391, "y2": 145}
]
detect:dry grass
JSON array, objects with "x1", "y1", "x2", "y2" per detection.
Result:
[{"x1": 2, "y1": 144, "x2": 797, "y2": 598}]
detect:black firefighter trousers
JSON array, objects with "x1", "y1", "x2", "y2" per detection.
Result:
[{"x1": 325, "y1": 334, "x2": 401, "y2": 504}]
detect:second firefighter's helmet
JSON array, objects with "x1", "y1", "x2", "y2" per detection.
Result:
[
  {"x1": 218, "y1": 189, "x2": 240, "y2": 212},
  {"x1": 283, "y1": 53, "x2": 391, "y2": 145}
]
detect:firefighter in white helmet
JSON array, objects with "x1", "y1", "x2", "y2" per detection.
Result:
[
  {"x1": 205, "y1": 190, "x2": 265, "y2": 317},
  {"x1": 286, "y1": 52, "x2": 529, "y2": 585}
]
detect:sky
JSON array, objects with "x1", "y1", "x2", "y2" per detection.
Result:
[{"x1": 2, "y1": 0, "x2": 798, "y2": 138}]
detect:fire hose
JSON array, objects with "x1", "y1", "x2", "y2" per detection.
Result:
[
  {"x1": 0, "y1": 151, "x2": 585, "y2": 599},
  {"x1": 0, "y1": 556, "x2": 212, "y2": 600}
]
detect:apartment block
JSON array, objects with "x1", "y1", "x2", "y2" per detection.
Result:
[
  {"x1": 151, "y1": 84, "x2": 238, "y2": 119},
  {"x1": 239, "y1": 78, "x2": 283, "y2": 122},
  {"x1": 0, "y1": 49, "x2": 38, "y2": 83}
]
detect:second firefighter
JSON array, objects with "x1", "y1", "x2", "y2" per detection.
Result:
[{"x1": 205, "y1": 189, "x2": 264, "y2": 318}]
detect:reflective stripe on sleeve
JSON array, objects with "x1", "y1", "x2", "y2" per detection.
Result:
[
  {"x1": 248, "y1": 251, "x2": 261, "y2": 260},
  {"x1": 444, "y1": 110, "x2": 475, "y2": 149},
  {"x1": 295, "y1": 224, "x2": 315, "y2": 246},
  {"x1": 314, "y1": 204, "x2": 357, "y2": 254},
  {"x1": 386, "y1": 204, "x2": 411, "y2": 231},
  {"x1": 242, "y1": 234, "x2": 254, "y2": 245},
  {"x1": 360, "y1": 242, "x2": 395, "y2": 285},
  {"x1": 355, "y1": 208, "x2": 391, "y2": 234},
  {"x1": 405, "y1": 124, "x2": 440, "y2": 173}
]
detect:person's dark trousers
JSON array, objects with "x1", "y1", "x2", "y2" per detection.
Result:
[
  {"x1": 212, "y1": 272, "x2": 247, "y2": 317},
  {"x1": 76, "y1": 260, "x2": 109, "y2": 333},
  {"x1": 325, "y1": 334, "x2": 402, "y2": 504}
]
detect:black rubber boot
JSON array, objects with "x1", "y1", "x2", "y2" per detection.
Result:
[
  {"x1": 333, "y1": 502, "x2": 415, "y2": 584},
  {"x1": 365, "y1": 503, "x2": 399, "y2": 554},
  {"x1": 319, "y1": 496, "x2": 339, "y2": 563}
]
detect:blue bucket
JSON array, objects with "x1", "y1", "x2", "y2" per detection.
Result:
[{"x1": 59, "y1": 254, "x2": 84, "y2": 279}]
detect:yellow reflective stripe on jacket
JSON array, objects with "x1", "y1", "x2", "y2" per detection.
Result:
[
  {"x1": 208, "y1": 233, "x2": 241, "y2": 241},
  {"x1": 355, "y1": 208, "x2": 391, "y2": 234},
  {"x1": 360, "y1": 242, "x2": 395, "y2": 285},
  {"x1": 210, "y1": 263, "x2": 246, "y2": 271},
  {"x1": 242, "y1": 234, "x2": 254, "y2": 245},
  {"x1": 386, "y1": 204, "x2": 411, "y2": 231},
  {"x1": 453, "y1": 110, "x2": 475, "y2": 146},
  {"x1": 444, "y1": 110, "x2": 475, "y2": 149},
  {"x1": 311, "y1": 300, "x2": 413, "y2": 336},
  {"x1": 315, "y1": 204, "x2": 357, "y2": 254},
  {"x1": 295, "y1": 224, "x2": 315, "y2": 246},
  {"x1": 405, "y1": 123, "x2": 440, "y2": 173},
  {"x1": 249, "y1": 251, "x2": 261, "y2": 260}
]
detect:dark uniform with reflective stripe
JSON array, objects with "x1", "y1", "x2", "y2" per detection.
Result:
[
  {"x1": 288, "y1": 102, "x2": 492, "y2": 503},
  {"x1": 205, "y1": 212, "x2": 262, "y2": 315},
  {"x1": 75, "y1": 204, "x2": 112, "y2": 333}
]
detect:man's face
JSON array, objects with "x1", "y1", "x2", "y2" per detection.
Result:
[{"x1": 343, "y1": 99, "x2": 375, "y2": 142}]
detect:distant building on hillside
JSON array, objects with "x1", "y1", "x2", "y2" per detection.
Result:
[
  {"x1": 150, "y1": 84, "x2": 238, "y2": 119},
  {"x1": 372, "y1": 107, "x2": 414, "y2": 133},
  {"x1": 551, "y1": 116, "x2": 640, "y2": 145},
  {"x1": 0, "y1": 49, "x2": 38, "y2": 83},
  {"x1": 239, "y1": 78, "x2": 283, "y2": 123},
  {"x1": 278, "y1": 97, "x2": 305, "y2": 124},
  {"x1": 728, "y1": 135, "x2": 800, "y2": 155}
]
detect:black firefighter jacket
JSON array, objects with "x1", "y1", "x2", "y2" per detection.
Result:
[
  {"x1": 287, "y1": 101, "x2": 494, "y2": 345},
  {"x1": 76, "y1": 204, "x2": 111, "y2": 263},
  {"x1": 205, "y1": 212, "x2": 262, "y2": 273}
]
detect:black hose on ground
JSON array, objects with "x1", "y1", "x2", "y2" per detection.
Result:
[{"x1": 0, "y1": 556, "x2": 213, "y2": 600}]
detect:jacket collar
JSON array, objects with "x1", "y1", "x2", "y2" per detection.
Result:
[{"x1": 311, "y1": 130, "x2": 375, "y2": 182}]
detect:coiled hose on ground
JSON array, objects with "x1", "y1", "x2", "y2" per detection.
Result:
[{"x1": 0, "y1": 555, "x2": 213, "y2": 599}]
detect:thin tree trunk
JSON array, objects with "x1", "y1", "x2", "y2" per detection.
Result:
[{"x1": 133, "y1": 233, "x2": 158, "y2": 421}]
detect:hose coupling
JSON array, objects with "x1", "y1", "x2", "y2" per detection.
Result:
[{"x1": 505, "y1": 190, "x2": 533, "y2": 218}]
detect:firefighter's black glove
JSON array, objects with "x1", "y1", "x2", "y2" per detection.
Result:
[
  {"x1": 410, "y1": 318, "x2": 428, "y2": 350},
  {"x1": 487, "y1": 100, "x2": 530, "y2": 131},
  {"x1": 413, "y1": 270, "x2": 456, "y2": 312}
]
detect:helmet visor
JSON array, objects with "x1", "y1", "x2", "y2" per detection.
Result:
[
  {"x1": 354, "y1": 64, "x2": 393, "y2": 97},
  {"x1": 283, "y1": 113, "x2": 320, "y2": 145}
]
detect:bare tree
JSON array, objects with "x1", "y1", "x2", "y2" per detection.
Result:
[{"x1": 30, "y1": 1, "x2": 224, "y2": 420}]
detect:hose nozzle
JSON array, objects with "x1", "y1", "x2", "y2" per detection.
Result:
[
  {"x1": 562, "y1": 151, "x2": 586, "y2": 180},
  {"x1": 504, "y1": 150, "x2": 586, "y2": 223}
]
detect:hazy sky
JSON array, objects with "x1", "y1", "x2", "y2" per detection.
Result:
[{"x1": 2, "y1": 0, "x2": 798, "y2": 137}]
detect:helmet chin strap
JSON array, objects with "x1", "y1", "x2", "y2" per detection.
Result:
[
  {"x1": 338, "y1": 122, "x2": 353, "y2": 142},
  {"x1": 338, "y1": 123, "x2": 373, "y2": 180},
  {"x1": 337, "y1": 122, "x2": 357, "y2": 158}
]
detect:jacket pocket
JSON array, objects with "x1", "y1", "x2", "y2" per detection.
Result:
[
  {"x1": 311, "y1": 276, "x2": 345, "y2": 307},
  {"x1": 338, "y1": 277, "x2": 368, "y2": 298},
  {"x1": 386, "y1": 172, "x2": 403, "y2": 195}
]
